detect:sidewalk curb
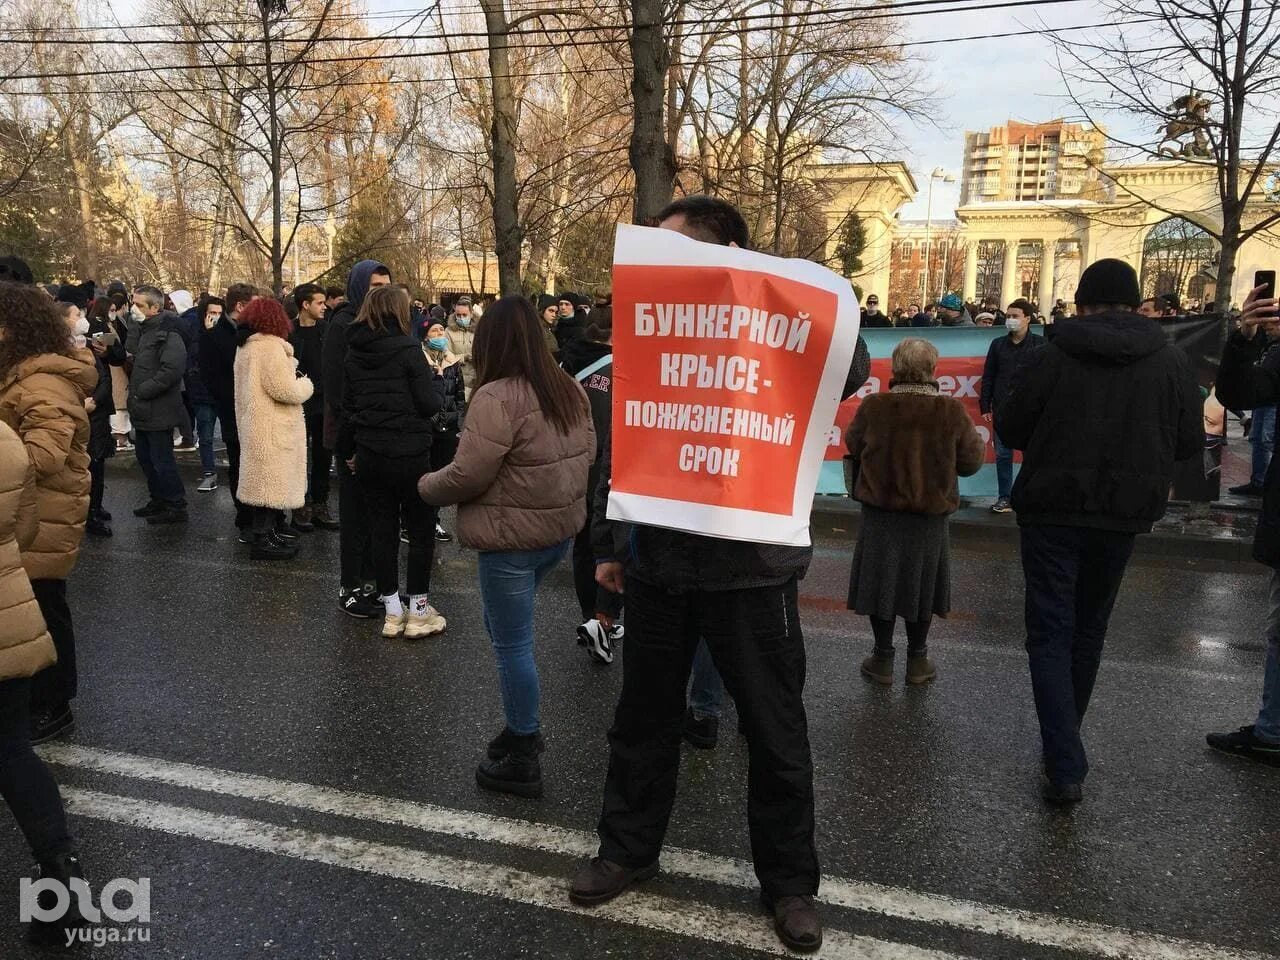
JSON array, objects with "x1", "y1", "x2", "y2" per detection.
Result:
[{"x1": 811, "y1": 498, "x2": 1257, "y2": 563}]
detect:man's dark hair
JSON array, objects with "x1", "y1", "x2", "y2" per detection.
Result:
[
  {"x1": 372, "y1": 265, "x2": 392, "y2": 280},
  {"x1": 324, "y1": 285, "x2": 344, "y2": 301},
  {"x1": 199, "y1": 295, "x2": 224, "y2": 322},
  {"x1": 655, "y1": 195, "x2": 750, "y2": 248},
  {"x1": 225, "y1": 282, "x2": 257, "y2": 318},
  {"x1": 1158, "y1": 292, "x2": 1181, "y2": 314},
  {"x1": 293, "y1": 282, "x2": 325, "y2": 310},
  {"x1": 1007, "y1": 298, "x2": 1035, "y2": 316}
]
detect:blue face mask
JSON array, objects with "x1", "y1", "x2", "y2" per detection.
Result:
[
  {"x1": 455, "y1": 316, "x2": 471, "y2": 328},
  {"x1": 427, "y1": 336, "x2": 449, "y2": 351}
]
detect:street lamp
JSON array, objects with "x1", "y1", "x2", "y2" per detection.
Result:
[{"x1": 922, "y1": 166, "x2": 956, "y2": 303}]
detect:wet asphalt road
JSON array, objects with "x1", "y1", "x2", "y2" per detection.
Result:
[{"x1": 2, "y1": 460, "x2": 1279, "y2": 960}]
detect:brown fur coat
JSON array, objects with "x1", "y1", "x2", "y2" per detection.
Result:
[{"x1": 845, "y1": 385, "x2": 985, "y2": 515}]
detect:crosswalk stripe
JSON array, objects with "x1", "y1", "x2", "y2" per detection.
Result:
[
  {"x1": 41, "y1": 744, "x2": 1277, "y2": 960},
  {"x1": 61, "y1": 788, "x2": 972, "y2": 960}
]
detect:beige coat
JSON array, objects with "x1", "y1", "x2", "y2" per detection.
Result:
[
  {"x1": 419, "y1": 376, "x2": 594, "y2": 551},
  {"x1": 446, "y1": 320, "x2": 476, "y2": 398},
  {"x1": 0, "y1": 350, "x2": 95, "y2": 581},
  {"x1": 0, "y1": 421, "x2": 55, "y2": 681},
  {"x1": 234, "y1": 334, "x2": 314, "y2": 509}
]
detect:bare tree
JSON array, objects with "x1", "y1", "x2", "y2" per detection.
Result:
[{"x1": 1054, "y1": 0, "x2": 1280, "y2": 312}]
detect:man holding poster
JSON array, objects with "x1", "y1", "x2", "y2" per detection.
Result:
[{"x1": 569, "y1": 196, "x2": 860, "y2": 954}]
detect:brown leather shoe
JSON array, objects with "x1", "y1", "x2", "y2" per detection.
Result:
[
  {"x1": 762, "y1": 893, "x2": 823, "y2": 953},
  {"x1": 568, "y1": 857, "x2": 659, "y2": 906}
]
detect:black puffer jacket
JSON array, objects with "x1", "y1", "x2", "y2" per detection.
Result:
[
  {"x1": 1217, "y1": 332, "x2": 1280, "y2": 566},
  {"x1": 128, "y1": 313, "x2": 188, "y2": 432},
  {"x1": 336, "y1": 324, "x2": 443, "y2": 461},
  {"x1": 995, "y1": 310, "x2": 1202, "y2": 534},
  {"x1": 980, "y1": 331, "x2": 1045, "y2": 415}
]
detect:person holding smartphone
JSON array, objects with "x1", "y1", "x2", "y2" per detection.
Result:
[{"x1": 1208, "y1": 280, "x2": 1280, "y2": 766}]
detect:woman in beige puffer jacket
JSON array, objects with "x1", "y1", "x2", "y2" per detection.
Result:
[
  {"x1": 0, "y1": 281, "x2": 94, "y2": 742},
  {"x1": 0, "y1": 417, "x2": 82, "y2": 912},
  {"x1": 419, "y1": 296, "x2": 593, "y2": 801}
]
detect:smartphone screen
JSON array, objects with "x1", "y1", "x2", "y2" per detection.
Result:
[{"x1": 1256, "y1": 270, "x2": 1276, "y2": 300}]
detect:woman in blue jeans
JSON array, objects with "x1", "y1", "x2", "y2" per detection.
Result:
[{"x1": 419, "y1": 296, "x2": 594, "y2": 798}]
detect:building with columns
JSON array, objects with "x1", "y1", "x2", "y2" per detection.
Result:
[{"x1": 813, "y1": 161, "x2": 918, "y2": 301}]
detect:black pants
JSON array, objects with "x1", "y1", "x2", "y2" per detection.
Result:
[
  {"x1": 597, "y1": 576, "x2": 818, "y2": 898},
  {"x1": 88, "y1": 456, "x2": 106, "y2": 515},
  {"x1": 305, "y1": 409, "x2": 331, "y2": 506},
  {"x1": 0, "y1": 678, "x2": 72, "y2": 864},
  {"x1": 870, "y1": 616, "x2": 931, "y2": 655},
  {"x1": 430, "y1": 432, "x2": 459, "y2": 472},
  {"x1": 337, "y1": 456, "x2": 374, "y2": 590},
  {"x1": 1020, "y1": 524, "x2": 1136, "y2": 786},
  {"x1": 133, "y1": 429, "x2": 186, "y2": 506},
  {"x1": 572, "y1": 498, "x2": 623, "y2": 622},
  {"x1": 251, "y1": 506, "x2": 283, "y2": 537},
  {"x1": 29, "y1": 580, "x2": 75, "y2": 715},
  {"x1": 216, "y1": 401, "x2": 248, "y2": 529},
  {"x1": 358, "y1": 449, "x2": 437, "y2": 596}
]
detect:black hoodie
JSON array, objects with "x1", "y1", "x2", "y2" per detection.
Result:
[
  {"x1": 322, "y1": 259, "x2": 387, "y2": 447},
  {"x1": 335, "y1": 322, "x2": 443, "y2": 461},
  {"x1": 995, "y1": 310, "x2": 1202, "y2": 533}
]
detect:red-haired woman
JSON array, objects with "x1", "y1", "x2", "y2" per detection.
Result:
[{"x1": 234, "y1": 298, "x2": 314, "y2": 560}]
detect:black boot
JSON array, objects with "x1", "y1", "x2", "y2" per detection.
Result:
[
  {"x1": 476, "y1": 732, "x2": 544, "y2": 798},
  {"x1": 251, "y1": 533, "x2": 296, "y2": 561},
  {"x1": 486, "y1": 726, "x2": 546, "y2": 760},
  {"x1": 26, "y1": 853, "x2": 88, "y2": 947}
]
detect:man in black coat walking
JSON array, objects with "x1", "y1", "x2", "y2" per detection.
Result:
[
  {"x1": 1207, "y1": 284, "x2": 1280, "y2": 766},
  {"x1": 980, "y1": 298, "x2": 1044, "y2": 514},
  {"x1": 996, "y1": 258, "x2": 1202, "y2": 806}
]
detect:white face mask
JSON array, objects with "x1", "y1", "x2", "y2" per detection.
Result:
[{"x1": 1005, "y1": 317, "x2": 1023, "y2": 332}]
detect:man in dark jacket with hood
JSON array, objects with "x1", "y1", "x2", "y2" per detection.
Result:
[
  {"x1": 127, "y1": 285, "x2": 189, "y2": 524},
  {"x1": 322, "y1": 259, "x2": 391, "y2": 619},
  {"x1": 571, "y1": 196, "x2": 825, "y2": 954},
  {"x1": 1207, "y1": 284, "x2": 1280, "y2": 767},
  {"x1": 996, "y1": 258, "x2": 1202, "y2": 807}
]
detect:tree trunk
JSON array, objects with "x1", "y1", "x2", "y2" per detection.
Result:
[
  {"x1": 1216, "y1": 213, "x2": 1241, "y2": 342},
  {"x1": 261, "y1": 5, "x2": 284, "y2": 296},
  {"x1": 480, "y1": 0, "x2": 523, "y2": 297},
  {"x1": 66, "y1": 135, "x2": 98, "y2": 278},
  {"x1": 629, "y1": 0, "x2": 675, "y2": 224}
]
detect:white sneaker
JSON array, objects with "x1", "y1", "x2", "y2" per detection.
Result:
[
  {"x1": 576, "y1": 619, "x2": 615, "y2": 665},
  {"x1": 405, "y1": 604, "x2": 446, "y2": 638},
  {"x1": 382, "y1": 610, "x2": 407, "y2": 638}
]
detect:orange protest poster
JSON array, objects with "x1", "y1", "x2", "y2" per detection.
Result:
[{"x1": 607, "y1": 224, "x2": 861, "y2": 547}]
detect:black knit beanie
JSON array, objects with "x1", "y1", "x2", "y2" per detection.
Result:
[{"x1": 1075, "y1": 258, "x2": 1142, "y2": 309}]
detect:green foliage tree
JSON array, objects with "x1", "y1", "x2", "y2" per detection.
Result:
[{"x1": 833, "y1": 214, "x2": 865, "y2": 280}]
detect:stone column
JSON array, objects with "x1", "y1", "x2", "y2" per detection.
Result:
[
  {"x1": 1000, "y1": 238, "x2": 1020, "y2": 308},
  {"x1": 963, "y1": 242, "x2": 979, "y2": 301},
  {"x1": 1038, "y1": 240, "x2": 1056, "y2": 312}
]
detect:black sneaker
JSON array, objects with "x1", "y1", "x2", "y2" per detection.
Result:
[
  {"x1": 95, "y1": 508, "x2": 113, "y2": 522},
  {"x1": 26, "y1": 853, "x2": 88, "y2": 947},
  {"x1": 146, "y1": 506, "x2": 188, "y2": 525},
  {"x1": 1206, "y1": 725, "x2": 1280, "y2": 766},
  {"x1": 339, "y1": 589, "x2": 381, "y2": 619},
  {"x1": 576, "y1": 619, "x2": 614, "y2": 664},
  {"x1": 273, "y1": 524, "x2": 300, "y2": 542},
  {"x1": 1229, "y1": 482, "x2": 1265, "y2": 496},
  {"x1": 132, "y1": 500, "x2": 164, "y2": 518},
  {"x1": 85, "y1": 516, "x2": 112, "y2": 538},
  {"x1": 237, "y1": 528, "x2": 253, "y2": 545},
  {"x1": 475, "y1": 735, "x2": 544, "y2": 798},
  {"x1": 434, "y1": 522, "x2": 452, "y2": 542},
  {"x1": 1041, "y1": 776, "x2": 1083, "y2": 807},
  {"x1": 31, "y1": 705, "x2": 75, "y2": 745},
  {"x1": 681, "y1": 707, "x2": 719, "y2": 750},
  {"x1": 311, "y1": 504, "x2": 340, "y2": 530},
  {"x1": 487, "y1": 726, "x2": 547, "y2": 760}
]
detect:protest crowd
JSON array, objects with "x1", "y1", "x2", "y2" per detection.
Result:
[{"x1": 3, "y1": 194, "x2": 1280, "y2": 955}]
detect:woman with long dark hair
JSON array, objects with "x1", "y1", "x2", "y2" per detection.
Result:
[
  {"x1": 0, "y1": 280, "x2": 96, "y2": 744},
  {"x1": 419, "y1": 295, "x2": 594, "y2": 798},
  {"x1": 336, "y1": 285, "x2": 446, "y2": 638}
]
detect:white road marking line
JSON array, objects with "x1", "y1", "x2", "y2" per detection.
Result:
[
  {"x1": 61, "y1": 788, "x2": 969, "y2": 960},
  {"x1": 42, "y1": 744, "x2": 1277, "y2": 960}
]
